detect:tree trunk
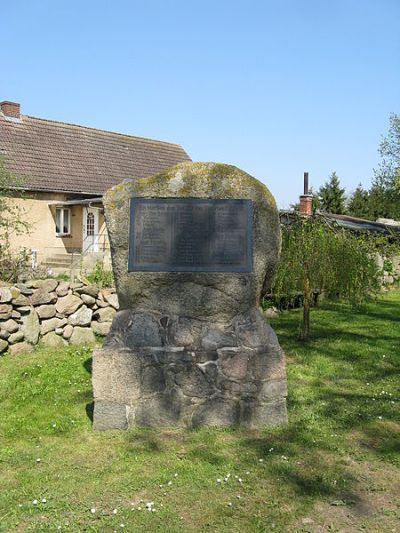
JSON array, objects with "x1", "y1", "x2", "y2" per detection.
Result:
[{"x1": 300, "y1": 277, "x2": 311, "y2": 341}]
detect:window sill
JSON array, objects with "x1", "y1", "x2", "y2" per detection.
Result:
[{"x1": 56, "y1": 234, "x2": 72, "y2": 238}]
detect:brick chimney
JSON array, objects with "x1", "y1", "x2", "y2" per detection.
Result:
[
  {"x1": 0, "y1": 101, "x2": 21, "y2": 119},
  {"x1": 299, "y1": 172, "x2": 313, "y2": 216}
]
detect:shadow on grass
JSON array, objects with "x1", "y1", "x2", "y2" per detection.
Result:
[
  {"x1": 86, "y1": 401, "x2": 94, "y2": 422},
  {"x1": 83, "y1": 357, "x2": 92, "y2": 374}
]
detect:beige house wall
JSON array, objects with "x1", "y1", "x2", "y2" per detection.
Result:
[{"x1": 5, "y1": 192, "x2": 110, "y2": 268}]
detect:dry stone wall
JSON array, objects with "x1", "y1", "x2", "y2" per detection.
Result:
[{"x1": 0, "y1": 280, "x2": 118, "y2": 355}]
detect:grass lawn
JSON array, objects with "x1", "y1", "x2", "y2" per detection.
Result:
[{"x1": 0, "y1": 292, "x2": 399, "y2": 532}]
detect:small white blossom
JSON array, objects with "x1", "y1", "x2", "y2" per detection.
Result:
[
  {"x1": 90, "y1": 508, "x2": 96, "y2": 514},
  {"x1": 32, "y1": 499, "x2": 38, "y2": 505},
  {"x1": 41, "y1": 498, "x2": 47, "y2": 503},
  {"x1": 36, "y1": 458, "x2": 41, "y2": 463},
  {"x1": 113, "y1": 509, "x2": 118, "y2": 514}
]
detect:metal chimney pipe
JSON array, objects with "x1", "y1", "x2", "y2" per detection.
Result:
[{"x1": 303, "y1": 172, "x2": 309, "y2": 195}]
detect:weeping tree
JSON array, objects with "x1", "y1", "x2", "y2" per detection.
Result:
[{"x1": 272, "y1": 216, "x2": 380, "y2": 340}]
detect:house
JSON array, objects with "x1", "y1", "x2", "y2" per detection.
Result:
[{"x1": 0, "y1": 101, "x2": 191, "y2": 272}]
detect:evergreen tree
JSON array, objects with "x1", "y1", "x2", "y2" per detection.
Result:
[
  {"x1": 347, "y1": 184, "x2": 371, "y2": 219},
  {"x1": 318, "y1": 172, "x2": 346, "y2": 214}
]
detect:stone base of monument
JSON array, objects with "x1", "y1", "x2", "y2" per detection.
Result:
[{"x1": 92, "y1": 307, "x2": 287, "y2": 429}]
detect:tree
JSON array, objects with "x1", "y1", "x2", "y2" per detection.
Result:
[
  {"x1": 318, "y1": 172, "x2": 347, "y2": 214},
  {"x1": 0, "y1": 159, "x2": 30, "y2": 281},
  {"x1": 367, "y1": 113, "x2": 400, "y2": 220},
  {"x1": 272, "y1": 216, "x2": 380, "y2": 340},
  {"x1": 347, "y1": 184, "x2": 371, "y2": 219}
]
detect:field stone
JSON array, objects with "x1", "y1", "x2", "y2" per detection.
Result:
[
  {"x1": 56, "y1": 281, "x2": 70, "y2": 297},
  {"x1": 11, "y1": 310, "x2": 21, "y2": 319},
  {"x1": 42, "y1": 331, "x2": 67, "y2": 347},
  {"x1": 0, "y1": 287, "x2": 13, "y2": 303},
  {"x1": 36, "y1": 279, "x2": 58, "y2": 293},
  {"x1": 21, "y1": 311, "x2": 40, "y2": 344},
  {"x1": 63, "y1": 324, "x2": 74, "y2": 339},
  {"x1": 12, "y1": 294, "x2": 30, "y2": 306},
  {"x1": 1, "y1": 319, "x2": 19, "y2": 333},
  {"x1": 93, "y1": 307, "x2": 116, "y2": 322},
  {"x1": 0, "y1": 311, "x2": 12, "y2": 320},
  {"x1": 29, "y1": 289, "x2": 55, "y2": 306},
  {"x1": 91, "y1": 321, "x2": 111, "y2": 336},
  {"x1": 95, "y1": 299, "x2": 109, "y2": 308},
  {"x1": 76, "y1": 285, "x2": 99, "y2": 298},
  {"x1": 0, "y1": 339, "x2": 8, "y2": 353},
  {"x1": 8, "y1": 330, "x2": 24, "y2": 344},
  {"x1": 104, "y1": 293, "x2": 119, "y2": 310},
  {"x1": 68, "y1": 305, "x2": 92, "y2": 326},
  {"x1": 9, "y1": 341, "x2": 34, "y2": 355},
  {"x1": 81, "y1": 294, "x2": 96, "y2": 306},
  {"x1": 15, "y1": 283, "x2": 33, "y2": 295},
  {"x1": 17, "y1": 306, "x2": 31, "y2": 314},
  {"x1": 55, "y1": 328, "x2": 64, "y2": 335},
  {"x1": 0, "y1": 303, "x2": 12, "y2": 315},
  {"x1": 70, "y1": 326, "x2": 96, "y2": 345},
  {"x1": 0, "y1": 330, "x2": 10, "y2": 340},
  {"x1": 56, "y1": 294, "x2": 82, "y2": 315},
  {"x1": 40, "y1": 317, "x2": 68, "y2": 335},
  {"x1": 93, "y1": 162, "x2": 288, "y2": 430},
  {"x1": 36, "y1": 304, "x2": 57, "y2": 319}
]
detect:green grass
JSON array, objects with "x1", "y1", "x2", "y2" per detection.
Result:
[{"x1": 0, "y1": 293, "x2": 399, "y2": 532}]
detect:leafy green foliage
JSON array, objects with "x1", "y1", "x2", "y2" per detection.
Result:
[
  {"x1": 317, "y1": 172, "x2": 346, "y2": 214},
  {"x1": 85, "y1": 260, "x2": 114, "y2": 288},
  {"x1": 273, "y1": 216, "x2": 380, "y2": 339},
  {"x1": 347, "y1": 183, "x2": 370, "y2": 219}
]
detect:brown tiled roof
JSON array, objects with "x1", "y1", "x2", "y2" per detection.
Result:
[{"x1": 0, "y1": 114, "x2": 191, "y2": 195}]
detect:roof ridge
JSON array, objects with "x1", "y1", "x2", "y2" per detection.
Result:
[{"x1": 22, "y1": 114, "x2": 184, "y2": 149}]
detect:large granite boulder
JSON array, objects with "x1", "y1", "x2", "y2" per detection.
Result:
[{"x1": 92, "y1": 162, "x2": 287, "y2": 430}]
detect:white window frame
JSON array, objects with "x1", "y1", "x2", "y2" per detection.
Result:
[{"x1": 55, "y1": 207, "x2": 71, "y2": 236}]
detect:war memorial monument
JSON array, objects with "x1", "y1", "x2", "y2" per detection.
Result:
[{"x1": 92, "y1": 162, "x2": 288, "y2": 429}]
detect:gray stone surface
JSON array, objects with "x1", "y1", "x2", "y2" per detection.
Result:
[
  {"x1": 63, "y1": 324, "x2": 74, "y2": 339},
  {"x1": 68, "y1": 305, "x2": 93, "y2": 326},
  {"x1": 91, "y1": 321, "x2": 111, "y2": 336},
  {"x1": 1, "y1": 319, "x2": 19, "y2": 333},
  {"x1": 36, "y1": 279, "x2": 58, "y2": 293},
  {"x1": 29, "y1": 289, "x2": 56, "y2": 306},
  {"x1": 40, "y1": 317, "x2": 68, "y2": 335},
  {"x1": 36, "y1": 304, "x2": 57, "y2": 319},
  {"x1": 93, "y1": 162, "x2": 288, "y2": 430},
  {"x1": 70, "y1": 326, "x2": 96, "y2": 345},
  {"x1": 75, "y1": 285, "x2": 99, "y2": 298},
  {"x1": 0, "y1": 287, "x2": 12, "y2": 303},
  {"x1": 8, "y1": 330, "x2": 24, "y2": 344},
  {"x1": 0, "y1": 339, "x2": 8, "y2": 353},
  {"x1": 81, "y1": 294, "x2": 96, "y2": 306},
  {"x1": 12, "y1": 294, "x2": 30, "y2": 306},
  {"x1": 9, "y1": 341, "x2": 34, "y2": 355},
  {"x1": 93, "y1": 307, "x2": 116, "y2": 323},
  {"x1": 56, "y1": 294, "x2": 82, "y2": 315},
  {"x1": 42, "y1": 331, "x2": 67, "y2": 347},
  {"x1": 104, "y1": 292, "x2": 119, "y2": 309},
  {"x1": 56, "y1": 281, "x2": 70, "y2": 297},
  {"x1": 22, "y1": 310, "x2": 40, "y2": 344}
]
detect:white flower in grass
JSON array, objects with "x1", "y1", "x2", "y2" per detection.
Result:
[
  {"x1": 52, "y1": 423, "x2": 57, "y2": 428},
  {"x1": 41, "y1": 498, "x2": 47, "y2": 503},
  {"x1": 120, "y1": 524, "x2": 125, "y2": 528},
  {"x1": 228, "y1": 502, "x2": 232, "y2": 507},
  {"x1": 246, "y1": 471, "x2": 250, "y2": 475},
  {"x1": 90, "y1": 508, "x2": 96, "y2": 514},
  {"x1": 258, "y1": 458, "x2": 263, "y2": 462},
  {"x1": 32, "y1": 499, "x2": 38, "y2": 505},
  {"x1": 217, "y1": 478, "x2": 222, "y2": 483},
  {"x1": 174, "y1": 473, "x2": 178, "y2": 477},
  {"x1": 167, "y1": 481, "x2": 172, "y2": 486},
  {"x1": 36, "y1": 458, "x2": 41, "y2": 463},
  {"x1": 113, "y1": 509, "x2": 118, "y2": 514}
]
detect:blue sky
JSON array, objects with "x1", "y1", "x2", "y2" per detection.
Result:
[{"x1": 1, "y1": 0, "x2": 399, "y2": 208}]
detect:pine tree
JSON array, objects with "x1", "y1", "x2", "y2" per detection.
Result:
[
  {"x1": 318, "y1": 172, "x2": 346, "y2": 214},
  {"x1": 347, "y1": 184, "x2": 371, "y2": 219}
]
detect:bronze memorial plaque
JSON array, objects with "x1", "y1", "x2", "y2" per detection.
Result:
[{"x1": 128, "y1": 198, "x2": 253, "y2": 272}]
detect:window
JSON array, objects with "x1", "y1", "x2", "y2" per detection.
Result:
[{"x1": 55, "y1": 208, "x2": 71, "y2": 236}]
